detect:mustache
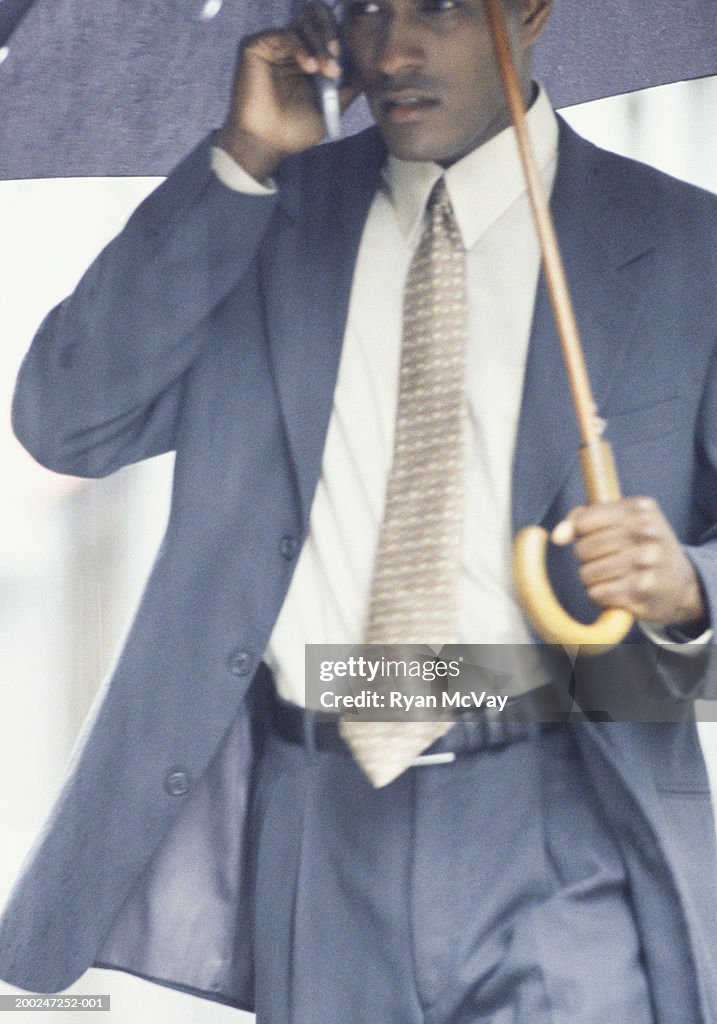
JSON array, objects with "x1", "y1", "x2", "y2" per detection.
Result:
[{"x1": 363, "y1": 74, "x2": 443, "y2": 95}]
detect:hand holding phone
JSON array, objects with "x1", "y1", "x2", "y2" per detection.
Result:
[{"x1": 217, "y1": 2, "x2": 357, "y2": 180}]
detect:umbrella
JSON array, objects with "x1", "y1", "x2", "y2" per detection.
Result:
[
  {"x1": 0, "y1": 0, "x2": 370, "y2": 178},
  {"x1": 0, "y1": 0, "x2": 34, "y2": 50},
  {"x1": 534, "y1": 0, "x2": 717, "y2": 109},
  {"x1": 0, "y1": 0, "x2": 716, "y2": 178},
  {"x1": 481, "y1": 0, "x2": 716, "y2": 649},
  {"x1": 2, "y1": 0, "x2": 716, "y2": 648},
  {"x1": 0, "y1": 0, "x2": 318, "y2": 178},
  {"x1": 483, "y1": 0, "x2": 634, "y2": 649}
]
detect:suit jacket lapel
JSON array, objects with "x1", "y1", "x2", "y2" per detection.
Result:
[
  {"x1": 512, "y1": 120, "x2": 656, "y2": 534},
  {"x1": 260, "y1": 128, "x2": 386, "y2": 528},
  {"x1": 260, "y1": 121, "x2": 656, "y2": 537}
]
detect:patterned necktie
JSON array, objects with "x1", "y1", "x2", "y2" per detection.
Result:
[{"x1": 340, "y1": 178, "x2": 468, "y2": 788}]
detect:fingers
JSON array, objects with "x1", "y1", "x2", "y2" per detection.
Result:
[
  {"x1": 551, "y1": 497, "x2": 658, "y2": 549},
  {"x1": 551, "y1": 518, "x2": 576, "y2": 545},
  {"x1": 293, "y1": 1, "x2": 343, "y2": 78},
  {"x1": 548, "y1": 497, "x2": 705, "y2": 625},
  {"x1": 240, "y1": 4, "x2": 341, "y2": 78},
  {"x1": 551, "y1": 498, "x2": 664, "y2": 600}
]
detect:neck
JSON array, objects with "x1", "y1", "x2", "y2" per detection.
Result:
[{"x1": 437, "y1": 79, "x2": 538, "y2": 169}]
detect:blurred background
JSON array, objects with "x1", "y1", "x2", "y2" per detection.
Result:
[{"x1": 1, "y1": 63, "x2": 717, "y2": 1024}]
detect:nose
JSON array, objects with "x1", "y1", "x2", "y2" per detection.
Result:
[{"x1": 376, "y1": 14, "x2": 424, "y2": 77}]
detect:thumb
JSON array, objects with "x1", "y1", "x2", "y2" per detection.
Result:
[{"x1": 551, "y1": 518, "x2": 576, "y2": 546}]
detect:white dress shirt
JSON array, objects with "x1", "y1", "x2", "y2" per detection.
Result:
[{"x1": 213, "y1": 89, "x2": 706, "y2": 705}]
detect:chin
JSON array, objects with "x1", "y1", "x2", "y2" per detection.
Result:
[
  {"x1": 379, "y1": 130, "x2": 450, "y2": 164},
  {"x1": 377, "y1": 122, "x2": 476, "y2": 166}
]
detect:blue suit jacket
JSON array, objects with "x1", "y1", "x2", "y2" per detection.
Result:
[{"x1": 3, "y1": 120, "x2": 717, "y2": 1019}]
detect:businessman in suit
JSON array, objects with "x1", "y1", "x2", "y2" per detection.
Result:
[{"x1": 2, "y1": 0, "x2": 717, "y2": 1020}]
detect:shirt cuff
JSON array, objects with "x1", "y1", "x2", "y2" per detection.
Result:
[
  {"x1": 639, "y1": 620, "x2": 713, "y2": 652},
  {"x1": 210, "y1": 146, "x2": 278, "y2": 195}
]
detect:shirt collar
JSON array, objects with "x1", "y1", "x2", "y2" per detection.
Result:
[{"x1": 383, "y1": 85, "x2": 559, "y2": 250}]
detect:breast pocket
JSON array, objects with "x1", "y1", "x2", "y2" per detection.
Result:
[
  {"x1": 603, "y1": 395, "x2": 683, "y2": 448},
  {"x1": 599, "y1": 395, "x2": 690, "y2": 512}
]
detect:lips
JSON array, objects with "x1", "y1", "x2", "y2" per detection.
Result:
[{"x1": 379, "y1": 92, "x2": 440, "y2": 122}]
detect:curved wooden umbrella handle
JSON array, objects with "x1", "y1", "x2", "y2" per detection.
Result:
[
  {"x1": 512, "y1": 440, "x2": 634, "y2": 653},
  {"x1": 513, "y1": 526, "x2": 633, "y2": 652}
]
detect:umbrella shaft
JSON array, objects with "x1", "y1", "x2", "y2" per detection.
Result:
[{"x1": 482, "y1": 0, "x2": 601, "y2": 447}]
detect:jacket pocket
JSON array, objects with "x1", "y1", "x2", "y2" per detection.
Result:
[{"x1": 603, "y1": 395, "x2": 682, "y2": 447}]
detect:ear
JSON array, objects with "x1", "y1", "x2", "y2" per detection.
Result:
[{"x1": 522, "y1": 0, "x2": 553, "y2": 45}]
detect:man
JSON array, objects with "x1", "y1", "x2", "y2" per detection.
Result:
[{"x1": 2, "y1": 0, "x2": 717, "y2": 1020}]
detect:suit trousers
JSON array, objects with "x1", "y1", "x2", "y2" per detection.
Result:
[{"x1": 249, "y1": 716, "x2": 656, "y2": 1024}]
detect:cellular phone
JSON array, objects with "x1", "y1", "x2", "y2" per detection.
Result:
[
  {"x1": 313, "y1": 2, "x2": 353, "y2": 141},
  {"x1": 315, "y1": 73, "x2": 342, "y2": 140}
]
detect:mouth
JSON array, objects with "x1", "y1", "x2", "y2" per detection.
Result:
[{"x1": 378, "y1": 92, "x2": 440, "y2": 123}]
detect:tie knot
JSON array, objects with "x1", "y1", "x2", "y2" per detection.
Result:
[
  {"x1": 428, "y1": 176, "x2": 450, "y2": 208},
  {"x1": 428, "y1": 177, "x2": 463, "y2": 250}
]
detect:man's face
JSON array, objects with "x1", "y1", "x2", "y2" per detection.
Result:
[{"x1": 341, "y1": 0, "x2": 541, "y2": 166}]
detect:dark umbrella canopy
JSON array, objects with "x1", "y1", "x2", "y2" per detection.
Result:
[
  {"x1": 535, "y1": 0, "x2": 717, "y2": 108},
  {"x1": 0, "y1": 0, "x2": 315, "y2": 178},
  {"x1": 0, "y1": 0, "x2": 34, "y2": 47},
  {"x1": 0, "y1": 0, "x2": 715, "y2": 179}
]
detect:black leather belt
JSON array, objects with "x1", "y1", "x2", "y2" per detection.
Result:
[{"x1": 268, "y1": 689, "x2": 545, "y2": 763}]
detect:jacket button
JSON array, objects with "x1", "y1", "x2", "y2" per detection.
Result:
[
  {"x1": 164, "y1": 769, "x2": 190, "y2": 797},
  {"x1": 227, "y1": 649, "x2": 252, "y2": 676},
  {"x1": 279, "y1": 535, "x2": 298, "y2": 560}
]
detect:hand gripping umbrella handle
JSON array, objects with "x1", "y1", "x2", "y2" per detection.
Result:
[
  {"x1": 483, "y1": 0, "x2": 634, "y2": 652},
  {"x1": 513, "y1": 441, "x2": 633, "y2": 651}
]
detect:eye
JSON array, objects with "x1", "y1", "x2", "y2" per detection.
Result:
[
  {"x1": 342, "y1": 1, "x2": 383, "y2": 16},
  {"x1": 420, "y1": 0, "x2": 461, "y2": 11},
  {"x1": 340, "y1": 0, "x2": 463, "y2": 24}
]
